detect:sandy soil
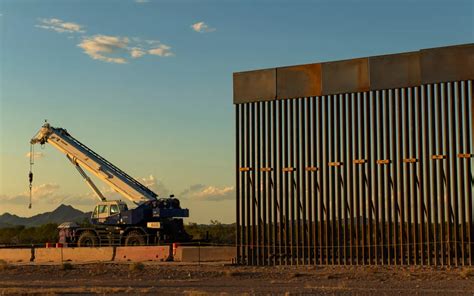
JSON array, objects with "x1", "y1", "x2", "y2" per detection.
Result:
[{"x1": 0, "y1": 262, "x2": 473, "y2": 295}]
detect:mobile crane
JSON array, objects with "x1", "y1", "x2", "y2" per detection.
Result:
[{"x1": 30, "y1": 122, "x2": 191, "y2": 247}]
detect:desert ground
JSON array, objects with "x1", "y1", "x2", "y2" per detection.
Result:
[{"x1": 0, "y1": 261, "x2": 473, "y2": 295}]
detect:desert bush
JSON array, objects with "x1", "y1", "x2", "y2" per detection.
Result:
[
  {"x1": 0, "y1": 221, "x2": 236, "y2": 246},
  {"x1": 0, "y1": 259, "x2": 9, "y2": 271},
  {"x1": 224, "y1": 270, "x2": 241, "y2": 277},
  {"x1": 0, "y1": 223, "x2": 58, "y2": 245},
  {"x1": 184, "y1": 290, "x2": 209, "y2": 296},
  {"x1": 460, "y1": 268, "x2": 474, "y2": 278},
  {"x1": 129, "y1": 262, "x2": 144, "y2": 272},
  {"x1": 185, "y1": 221, "x2": 235, "y2": 245},
  {"x1": 61, "y1": 262, "x2": 74, "y2": 270}
]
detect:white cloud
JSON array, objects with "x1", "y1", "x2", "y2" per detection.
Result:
[
  {"x1": 36, "y1": 18, "x2": 85, "y2": 33},
  {"x1": 35, "y1": 17, "x2": 173, "y2": 64},
  {"x1": 138, "y1": 175, "x2": 171, "y2": 197},
  {"x1": 25, "y1": 151, "x2": 45, "y2": 159},
  {"x1": 1, "y1": 183, "x2": 62, "y2": 204},
  {"x1": 60, "y1": 192, "x2": 97, "y2": 206},
  {"x1": 180, "y1": 184, "x2": 234, "y2": 201},
  {"x1": 77, "y1": 35, "x2": 173, "y2": 64},
  {"x1": 148, "y1": 44, "x2": 174, "y2": 57},
  {"x1": 130, "y1": 47, "x2": 146, "y2": 58},
  {"x1": 1, "y1": 174, "x2": 172, "y2": 209},
  {"x1": 78, "y1": 35, "x2": 129, "y2": 64},
  {"x1": 134, "y1": 0, "x2": 150, "y2": 3},
  {"x1": 0, "y1": 194, "x2": 28, "y2": 205},
  {"x1": 145, "y1": 39, "x2": 161, "y2": 45},
  {"x1": 191, "y1": 21, "x2": 216, "y2": 33},
  {"x1": 30, "y1": 183, "x2": 60, "y2": 199}
]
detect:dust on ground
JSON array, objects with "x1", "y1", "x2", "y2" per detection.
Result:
[{"x1": 0, "y1": 261, "x2": 473, "y2": 295}]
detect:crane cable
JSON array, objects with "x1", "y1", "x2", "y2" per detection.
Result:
[{"x1": 28, "y1": 144, "x2": 34, "y2": 209}]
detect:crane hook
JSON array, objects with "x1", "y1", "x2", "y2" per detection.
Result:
[
  {"x1": 28, "y1": 176, "x2": 32, "y2": 209},
  {"x1": 28, "y1": 144, "x2": 34, "y2": 209}
]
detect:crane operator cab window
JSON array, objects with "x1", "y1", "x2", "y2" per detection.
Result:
[
  {"x1": 110, "y1": 204, "x2": 119, "y2": 215},
  {"x1": 99, "y1": 205, "x2": 108, "y2": 214},
  {"x1": 92, "y1": 206, "x2": 99, "y2": 219},
  {"x1": 91, "y1": 204, "x2": 110, "y2": 223},
  {"x1": 91, "y1": 202, "x2": 127, "y2": 223}
]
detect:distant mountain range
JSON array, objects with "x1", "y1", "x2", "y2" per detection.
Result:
[{"x1": 0, "y1": 204, "x2": 91, "y2": 228}]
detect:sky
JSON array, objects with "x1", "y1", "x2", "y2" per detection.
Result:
[{"x1": 0, "y1": 0, "x2": 472, "y2": 224}]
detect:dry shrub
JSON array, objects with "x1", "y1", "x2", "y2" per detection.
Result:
[
  {"x1": 291, "y1": 272, "x2": 308, "y2": 278},
  {"x1": 460, "y1": 268, "x2": 474, "y2": 279},
  {"x1": 223, "y1": 270, "x2": 255, "y2": 277},
  {"x1": 325, "y1": 274, "x2": 339, "y2": 280},
  {"x1": 129, "y1": 262, "x2": 144, "y2": 272},
  {"x1": 224, "y1": 270, "x2": 241, "y2": 277},
  {"x1": 89, "y1": 262, "x2": 107, "y2": 276},
  {"x1": 90, "y1": 287, "x2": 128, "y2": 294},
  {"x1": 0, "y1": 259, "x2": 9, "y2": 271},
  {"x1": 61, "y1": 262, "x2": 74, "y2": 270},
  {"x1": 184, "y1": 290, "x2": 209, "y2": 296}
]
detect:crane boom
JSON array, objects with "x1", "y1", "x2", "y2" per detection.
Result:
[{"x1": 31, "y1": 123, "x2": 158, "y2": 204}]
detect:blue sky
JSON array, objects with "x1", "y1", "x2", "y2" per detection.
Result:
[{"x1": 0, "y1": 0, "x2": 472, "y2": 223}]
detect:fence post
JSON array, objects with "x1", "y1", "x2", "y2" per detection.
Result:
[{"x1": 198, "y1": 241, "x2": 201, "y2": 266}]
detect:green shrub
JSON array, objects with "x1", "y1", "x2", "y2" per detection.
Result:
[
  {"x1": 185, "y1": 220, "x2": 235, "y2": 245},
  {"x1": 0, "y1": 223, "x2": 59, "y2": 245}
]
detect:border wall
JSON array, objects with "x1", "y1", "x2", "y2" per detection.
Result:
[{"x1": 234, "y1": 44, "x2": 473, "y2": 266}]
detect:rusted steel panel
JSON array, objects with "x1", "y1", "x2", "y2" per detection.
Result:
[
  {"x1": 321, "y1": 58, "x2": 370, "y2": 95},
  {"x1": 276, "y1": 64, "x2": 322, "y2": 99},
  {"x1": 369, "y1": 52, "x2": 421, "y2": 90},
  {"x1": 233, "y1": 69, "x2": 276, "y2": 104},
  {"x1": 420, "y1": 44, "x2": 474, "y2": 84},
  {"x1": 233, "y1": 43, "x2": 472, "y2": 105}
]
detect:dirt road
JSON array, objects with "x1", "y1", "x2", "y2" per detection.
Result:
[{"x1": 0, "y1": 262, "x2": 473, "y2": 295}]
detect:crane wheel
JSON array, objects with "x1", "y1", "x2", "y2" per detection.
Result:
[
  {"x1": 125, "y1": 230, "x2": 146, "y2": 246},
  {"x1": 77, "y1": 231, "x2": 99, "y2": 247}
]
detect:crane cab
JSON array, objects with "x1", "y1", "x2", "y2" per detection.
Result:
[{"x1": 91, "y1": 201, "x2": 128, "y2": 223}]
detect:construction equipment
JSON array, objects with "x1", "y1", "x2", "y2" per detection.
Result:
[{"x1": 30, "y1": 122, "x2": 191, "y2": 246}]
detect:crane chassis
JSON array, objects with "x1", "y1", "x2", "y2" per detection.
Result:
[{"x1": 30, "y1": 122, "x2": 191, "y2": 247}]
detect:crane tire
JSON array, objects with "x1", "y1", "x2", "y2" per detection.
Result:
[
  {"x1": 77, "y1": 231, "x2": 99, "y2": 247},
  {"x1": 125, "y1": 230, "x2": 146, "y2": 246}
]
